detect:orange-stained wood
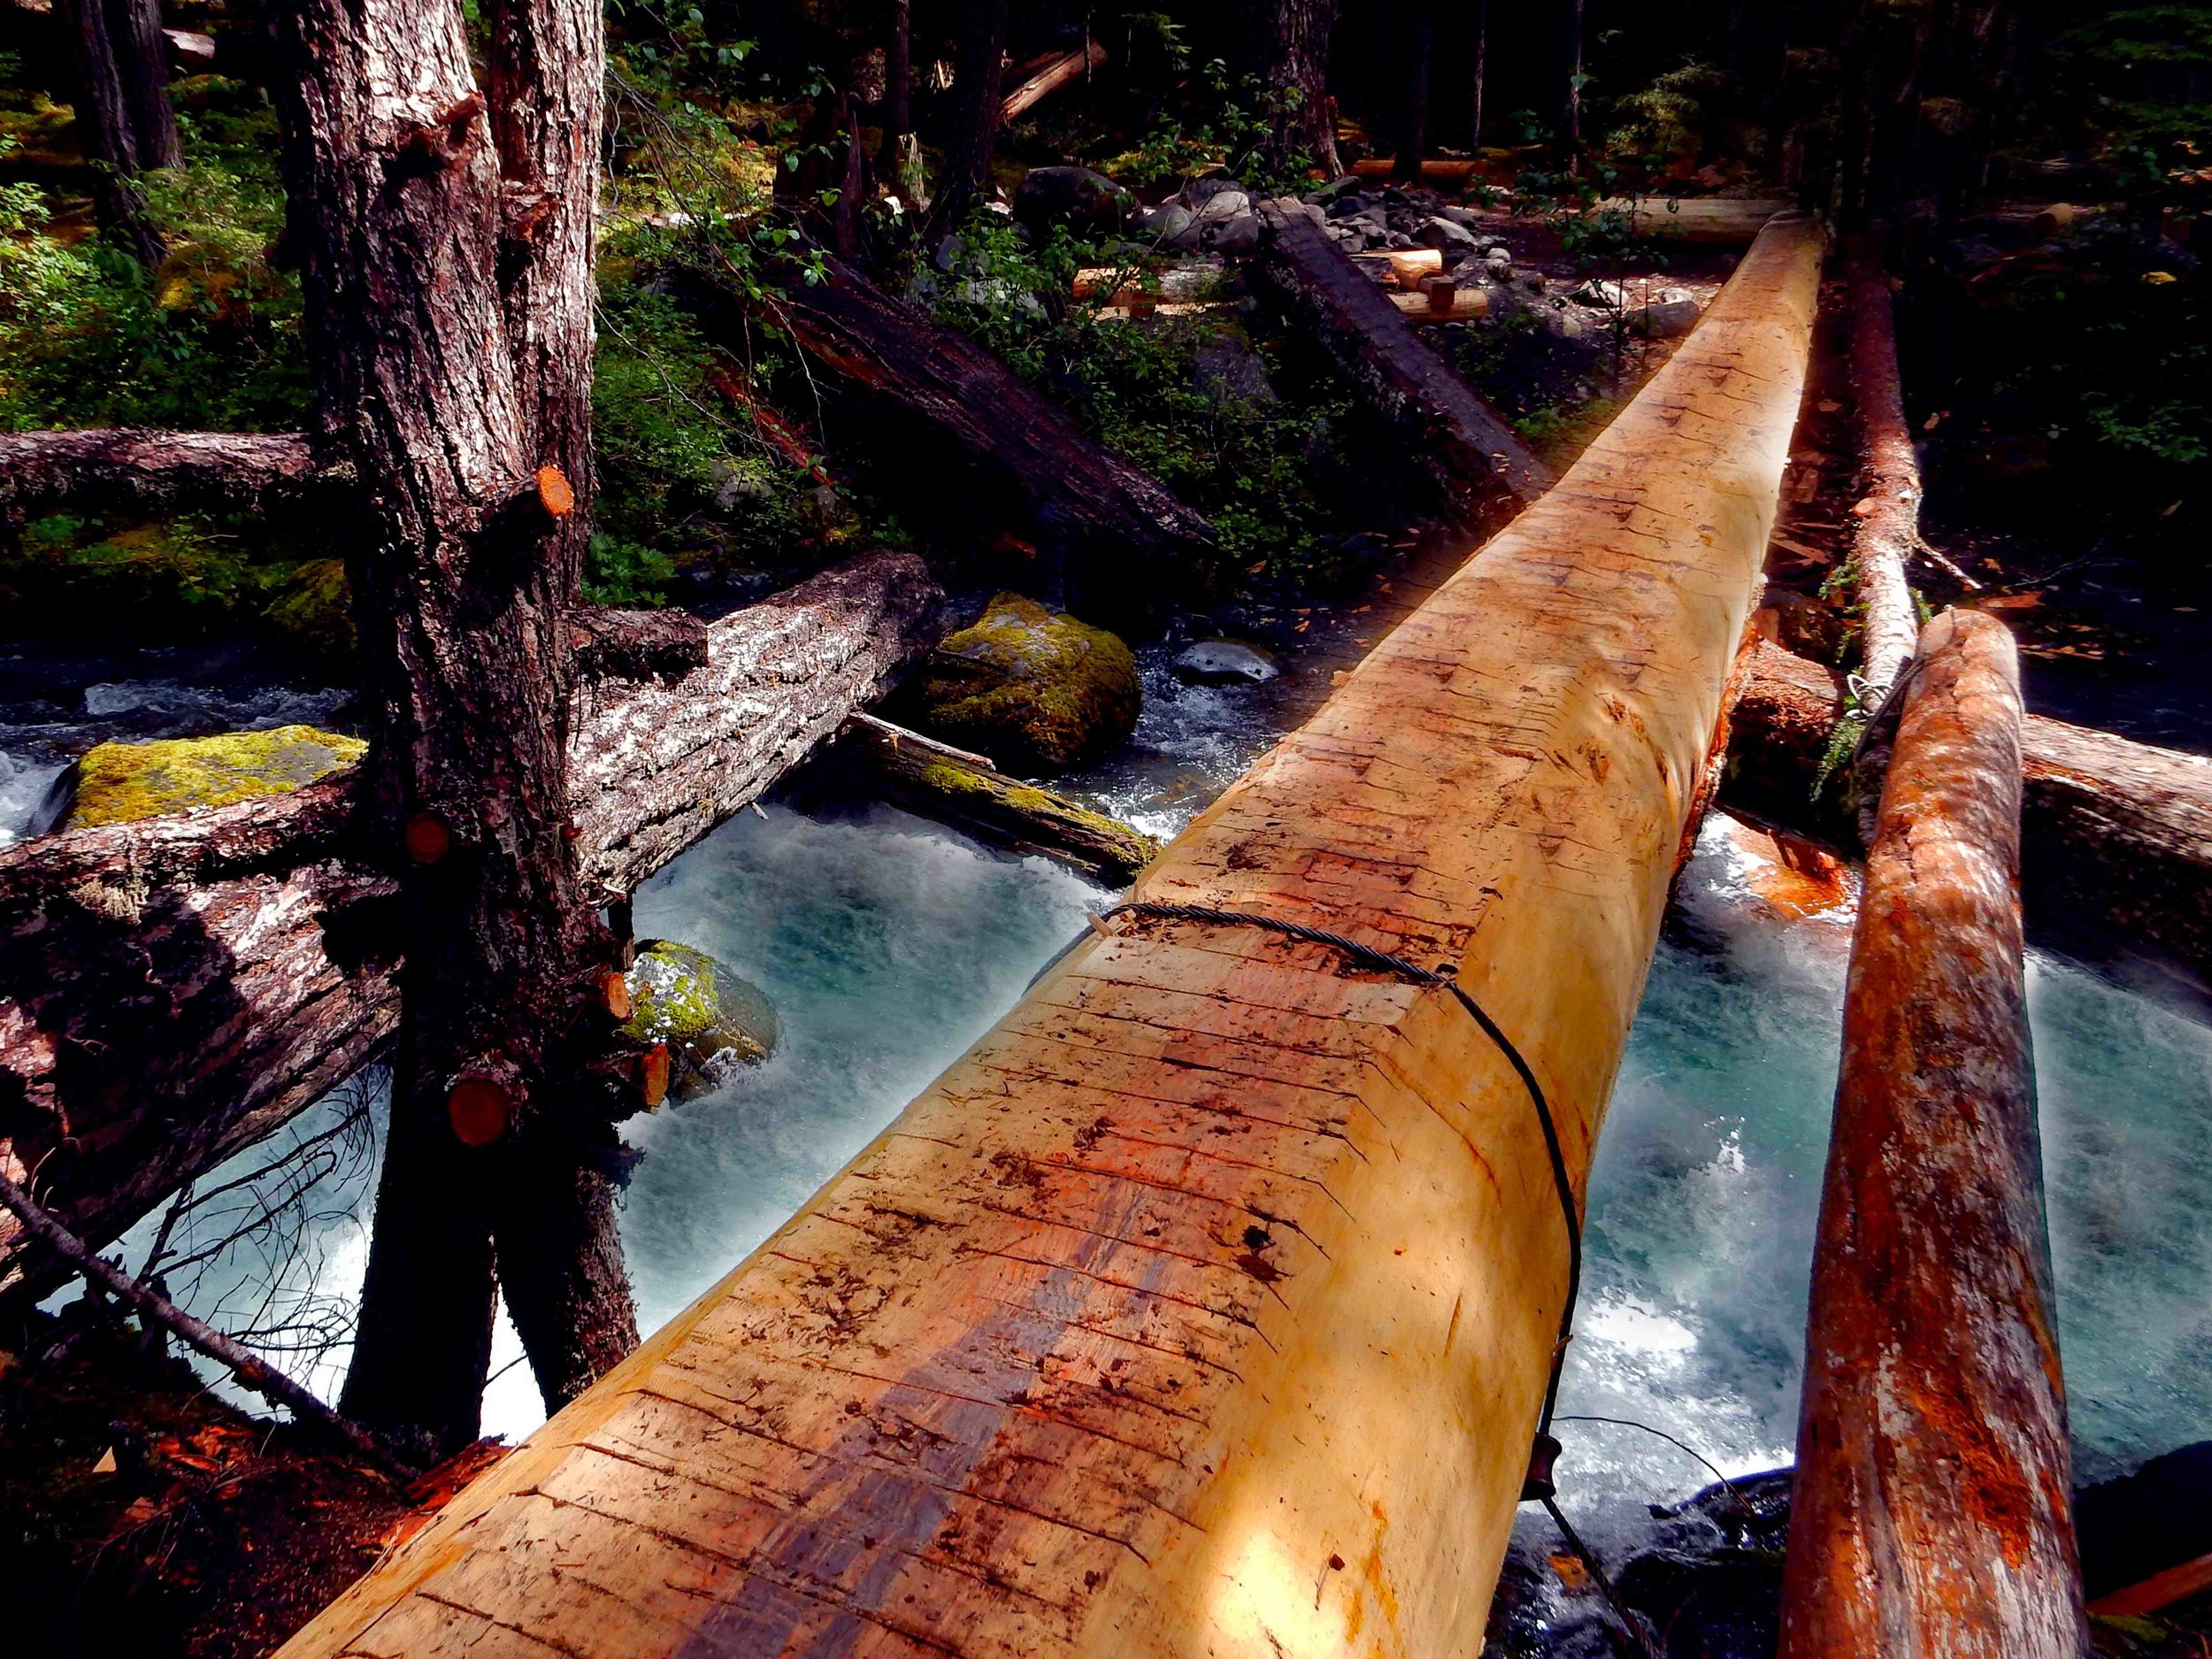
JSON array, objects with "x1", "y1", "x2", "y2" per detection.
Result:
[
  {"x1": 1778, "y1": 607, "x2": 2092, "y2": 1659},
  {"x1": 446, "y1": 1077, "x2": 512, "y2": 1148},
  {"x1": 638, "y1": 1043, "x2": 670, "y2": 1110},
  {"x1": 599, "y1": 970, "x2": 632, "y2": 1023},
  {"x1": 277, "y1": 213, "x2": 1823, "y2": 1659},
  {"x1": 534, "y1": 462, "x2": 574, "y2": 518}
]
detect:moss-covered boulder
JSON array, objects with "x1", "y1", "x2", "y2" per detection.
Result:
[
  {"x1": 263, "y1": 557, "x2": 355, "y2": 660},
  {"x1": 64, "y1": 725, "x2": 366, "y2": 829},
  {"x1": 619, "y1": 939, "x2": 779, "y2": 1102},
  {"x1": 911, "y1": 593, "x2": 1140, "y2": 774}
]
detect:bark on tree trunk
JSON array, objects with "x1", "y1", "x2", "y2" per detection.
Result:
[
  {"x1": 265, "y1": 0, "x2": 631, "y2": 1457},
  {"x1": 1248, "y1": 0, "x2": 1340, "y2": 177},
  {"x1": 1779, "y1": 607, "x2": 2090, "y2": 1659},
  {"x1": 1390, "y1": 0, "x2": 1432, "y2": 183},
  {"x1": 1250, "y1": 203, "x2": 1554, "y2": 526},
  {"x1": 111, "y1": 0, "x2": 181, "y2": 169},
  {"x1": 0, "y1": 552, "x2": 942, "y2": 1308},
  {"x1": 677, "y1": 259, "x2": 1215, "y2": 636},
  {"x1": 56, "y1": 0, "x2": 163, "y2": 265},
  {"x1": 936, "y1": 0, "x2": 1006, "y2": 225}
]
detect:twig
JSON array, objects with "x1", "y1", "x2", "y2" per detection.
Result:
[{"x1": 0, "y1": 1168, "x2": 415, "y2": 1479}]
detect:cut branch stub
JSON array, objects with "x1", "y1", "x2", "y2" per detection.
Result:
[
  {"x1": 599, "y1": 971, "x2": 632, "y2": 1024},
  {"x1": 448, "y1": 1073, "x2": 517, "y2": 1148},
  {"x1": 534, "y1": 465, "x2": 575, "y2": 519},
  {"x1": 404, "y1": 810, "x2": 454, "y2": 865},
  {"x1": 640, "y1": 1045, "x2": 670, "y2": 1110}
]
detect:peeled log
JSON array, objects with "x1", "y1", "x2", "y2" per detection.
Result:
[
  {"x1": 0, "y1": 552, "x2": 942, "y2": 1299},
  {"x1": 1252, "y1": 202, "x2": 1552, "y2": 530},
  {"x1": 1779, "y1": 608, "x2": 2090, "y2": 1658},
  {"x1": 678, "y1": 261, "x2": 1216, "y2": 635},
  {"x1": 1725, "y1": 638, "x2": 2212, "y2": 991},
  {"x1": 999, "y1": 40, "x2": 1105, "y2": 123},
  {"x1": 273, "y1": 215, "x2": 1824, "y2": 1659}
]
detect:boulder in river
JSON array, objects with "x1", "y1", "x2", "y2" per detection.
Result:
[
  {"x1": 912, "y1": 592, "x2": 1139, "y2": 773},
  {"x1": 63, "y1": 724, "x2": 366, "y2": 828},
  {"x1": 620, "y1": 939, "x2": 779, "y2": 1102},
  {"x1": 1172, "y1": 639, "x2": 1280, "y2": 685}
]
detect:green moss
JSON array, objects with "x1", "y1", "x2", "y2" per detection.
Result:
[
  {"x1": 913, "y1": 594, "x2": 1139, "y2": 774},
  {"x1": 262, "y1": 557, "x2": 354, "y2": 659},
  {"x1": 619, "y1": 939, "x2": 778, "y2": 1100},
  {"x1": 65, "y1": 725, "x2": 365, "y2": 828}
]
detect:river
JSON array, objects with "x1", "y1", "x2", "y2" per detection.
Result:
[{"x1": 8, "y1": 620, "x2": 2210, "y2": 1642}]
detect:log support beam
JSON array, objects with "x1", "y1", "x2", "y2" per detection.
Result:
[{"x1": 1779, "y1": 607, "x2": 2091, "y2": 1657}]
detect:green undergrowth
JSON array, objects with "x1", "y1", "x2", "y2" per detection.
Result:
[{"x1": 918, "y1": 209, "x2": 1374, "y2": 597}]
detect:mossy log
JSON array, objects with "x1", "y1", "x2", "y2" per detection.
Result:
[
  {"x1": 1780, "y1": 609, "x2": 2090, "y2": 1658},
  {"x1": 0, "y1": 552, "x2": 941, "y2": 1301},
  {"x1": 1725, "y1": 638, "x2": 2212, "y2": 991},
  {"x1": 676, "y1": 259, "x2": 1216, "y2": 637},
  {"x1": 1251, "y1": 202, "x2": 1551, "y2": 532},
  {"x1": 837, "y1": 718, "x2": 1159, "y2": 883},
  {"x1": 273, "y1": 215, "x2": 1824, "y2": 1659}
]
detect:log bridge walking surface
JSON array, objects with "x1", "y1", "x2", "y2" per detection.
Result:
[{"x1": 279, "y1": 214, "x2": 1825, "y2": 1659}]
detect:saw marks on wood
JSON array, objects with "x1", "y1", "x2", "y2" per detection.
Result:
[{"x1": 277, "y1": 213, "x2": 1821, "y2": 1659}]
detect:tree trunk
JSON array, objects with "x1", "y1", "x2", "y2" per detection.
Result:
[
  {"x1": 1778, "y1": 607, "x2": 2090, "y2": 1659},
  {"x1": 878, "y1": 0, "x2": 910, "y2": 173},
  {"x1": 677, "y1": 260, "x2": 1215, "y2": 637},
  {"x1": 0, "y1": 553, "x2": 942, "y2": 1307},
  {"x1": 1248, "y1": 0, "x2": 1341, "y2": 177},
  {"x1": 111, "y1": 0, "x2": 181, "y2": 169},
  {"x1": 936, "y1": 0, "x2": 1006, "y2": 225},
  {"x1": 1390, "y1": 0, "x2": 1431, "y2": 183},
  {"x1": 1468, "y1": 0, "x2": 1488, "y2": 153},
  {"x1": 265, "y1": 0, "x2": 630, "y2": 1457},
  {"x1": 1565, "y1": 0, "x2": 1586, "y2": 155},
  {"x1": 1250, "y1": 203, "x2": 1554, "y2": 526},
  {"x1": 56, "y1": 0, "x2": 162, "y2": 265}
]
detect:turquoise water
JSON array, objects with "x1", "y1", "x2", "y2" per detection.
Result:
[{"x1": 113, "y1": 797, "x2": 2212, "y2": 1516}]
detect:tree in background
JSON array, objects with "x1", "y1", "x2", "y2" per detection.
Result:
[
  {"x1": 1246, "y1": 0, "x2": 1343, "y2": 175},
  {"x1": 1389, "y1": 0, "x2": 1432, "y2": 181},
  {"x1": 935, "y1": 0, "x2": 1007, "y2": 222},
  {"x1": 55, "y1": 0, "x2": 178, "y2": 264}
]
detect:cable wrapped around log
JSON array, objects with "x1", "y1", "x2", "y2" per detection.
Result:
[
  {"x1": 1778, "y1": 607, "x2": 2091, "y2": 1657},
  {"x1": 0, "y1": 550, "x2": 943, "y2": 1301}
]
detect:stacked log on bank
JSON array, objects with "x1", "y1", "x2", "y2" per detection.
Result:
[
  {"x1": 1779, "y1": 609, "x2": 2091, "y2": 1658},
  {"x1": 1727, "y1": 638, "x2": 2212, "y2": 990},
  {"x1": 677, "y1": 259, "x2": 1215, "y2": 636},
  {"x1": 0, "y1": 551, "x2": 942, "y2": 1300},
  {"x1": 1251, "y1": 202, "x2": 1552, "y2": 529},
  {"x1": 272, "y1": 214, "x2": 1825, "y2": 1659}
]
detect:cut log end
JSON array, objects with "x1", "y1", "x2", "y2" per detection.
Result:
[
  {"x1": 641, "y1": 1045, "x2": 671, "y2": 1110},
  {"x1": 601, "y1": 970, "x2": 633, "y2": 1024},
  {"x1": 404, "y1": 810, "x2": 454, "y2": 865},
  {"x1": 535, "y1": 464, "x2": 576, "y2": 518},
  {"x1": 447, "y1": 1076, "x2": 515, "y2": 1148}
]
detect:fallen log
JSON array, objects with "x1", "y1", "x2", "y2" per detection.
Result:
[
  {"x1": 1840, "y1": 231, "x2": 1926, "y2": 844},
  {"x1": 678, "y1": 260, "x2": 1216, "y2": 635},
  {"x1": 1725, "y1": 637, "x2": 2212, "y2": 991},
  {"x1": 0, "y1": 428, "x2": 323, "y2": 520},
  {"x1": 822, "y1": 717, "x2": 1159, "y2": 883},
  {"x1": 0, "y1": 551, "x2": 943, "y2": 1300},
  {"x1": 1252, "y1": 202, "x2": 1553, "y2": 528},
  {"x1": 273, "y1": 214, "x2": 1824, "y2": 1659},
  {"x1": 1778, "y1": 608, "x2": 2089, "y2": 1659},
  {"x1": 999, "y1": 40, "x2": 1104, "y2": 124}
]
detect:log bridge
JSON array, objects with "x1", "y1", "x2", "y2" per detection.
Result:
[{"x1": 277, "y1": 213, "x2": 1825, "y2": 1659}]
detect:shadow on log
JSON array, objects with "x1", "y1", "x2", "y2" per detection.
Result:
[
  {"x1": 1251, "y1": 204, "x2": 1552, "y2": 531},
  {"x1": 675, "y1": 259, "x2": 1216, "y2": 637},
  {"x1": 0, "y1": 552, "x2": 942, "y2": 1301},
  {"x1": 1779, "y1": 607, "x2": 2090, "y2": 1659}
]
